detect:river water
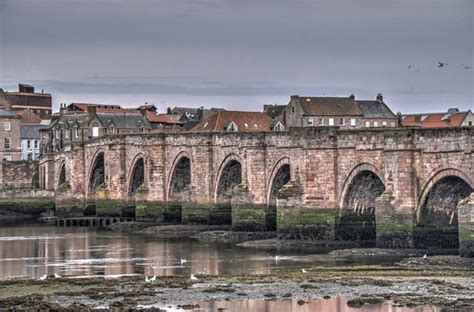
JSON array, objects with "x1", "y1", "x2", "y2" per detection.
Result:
[
  {"x1": 0, "y1": 225, "x2": 405, "y2": 280},
  {"x1": 0, "y1": 225, "x2": 443, "y2": 311}
]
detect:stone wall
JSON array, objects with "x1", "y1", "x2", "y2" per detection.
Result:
[{"x1": 0, "y1": 160, "x2": 39, "y2": 189}]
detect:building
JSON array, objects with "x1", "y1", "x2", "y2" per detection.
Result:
[
  {"x1": 281, "y1": 94, "x2": 398, "y2": 129},
  {"x1": 356, "y1": 94, "x2": 398, "y2": 128},
  {"x1": 191, "y1": 110, "x2": 282, "y2": 132},
  {"x1": 0, "y1": 84, "x2": 52, "y2": 119},
  {"x1": 41, "y1": 103, "x2": 183, "y2": 154},
  {"x1": 167, "y1": 106, "x2": 225, "y2": 130},
  {"x1": 401, "y1": 108, "x2": 474, "y2": 128},
  {"x1": 0, "y1": 108, "x2": 21, "y2": 161},
  {"x1": 20, "y1": 124, "x2": 43, "y2": 160}
]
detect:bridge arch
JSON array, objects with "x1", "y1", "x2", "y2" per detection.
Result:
[
  {"x1": 88, "y1": 149, "x2": 106, "y2": 193},
  {"x1": 167, "y1": 152, "x2": 192, "y2": 201},
  {"x1": 266, "y1": 157, "x2": 291, "y2": 231},
  {"x1": 415, "y1": 167, "x2": 473, "y2": 248},
  {"x1": 337, "y1": 163, "x2": 386, "y2": 246},
  {"x1": 128, "y1": 154, "x2": 146, "y2": 195},
  {"x1": 214, "y1": 154, "x2": 243, "y2": 202}
]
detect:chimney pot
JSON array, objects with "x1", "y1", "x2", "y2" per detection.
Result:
[{"x1": 376, "y1": 93, "x2": 383, "y2": 102}]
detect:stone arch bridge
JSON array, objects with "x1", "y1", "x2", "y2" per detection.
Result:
[{"x1": 39, "y1": 127, "x2": 474, "y2": 256}]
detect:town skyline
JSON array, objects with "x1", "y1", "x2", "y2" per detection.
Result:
[{"x1": 1, "y1": 0, "x2": 472, "y2": 113}]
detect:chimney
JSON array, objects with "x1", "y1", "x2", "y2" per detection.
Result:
[
  {"x1": 447, "y1": 108, "x2": 459, "y2": 113},
  {"x1": 140, "y1": 107, "x2": 148, "y2": 117},
  {"x1": 167, "y1": 107, "x2": 172, "y2": 114},
  {"x1": 349, "y1": 94, "x2": 355, "y2": 100},
  {"x1": 197, "y1": 106, "x2": 204, "y2": 120},
  {"x1": 87, "y1": 105, "x2": 96, "y2": 116},
  {"x1": 376, "y1": 93, "x2": 383, "y2": 102}
]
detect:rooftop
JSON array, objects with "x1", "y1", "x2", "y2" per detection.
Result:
[
  {"x1": 292, "y1": 95, "x2": 362, "y2": 116},
  {"x1": 191, "y1": 110, "x2": 273, "y2": 132}
]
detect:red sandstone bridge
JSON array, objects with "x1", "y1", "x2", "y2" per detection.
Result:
[{"x1": 39, "y1": 127, "x2": 474, "y2": 256}]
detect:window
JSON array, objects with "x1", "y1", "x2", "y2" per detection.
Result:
[
  {"x1": 4, "y1": 138, "x2": 11, "y2": 149},
  {"x1": 108, "y1": 127, "x2": 116, "y2": 135},
  {"x1": 350, "y1": 118, "x2": 356, "y2": 126},
  {"x1": 291, "y1": 106, "x2": 295, "y2": 113},
  {"x1": 374, "y1": 121, "x2": 379, "y2": 127},
  {"x1": 469, "y1": 121, "x2": 473, "y2": 126},
  {"x1": 339, "y1": 118, "x2": 345, "y2": 126},
  {"x1": 382, "y1": 121, "x2": 387, "y2": 127},
  {"x1": 308, "y1": 117, "x2": 314, "y2": 126},
  {"x1": 75, "y1": 129, "x2": 79, "y2": 138},
  {"x1": 34, "y1": 140, "x2": 38, "y2": 149},
  {"x1": 226, "y1": 121, "x2": 238, "y2": 132},
  {"x1": 390, "y1": 122, "x2": 396, "y2": 127},
  {"x1": 328, "y1": 118, "x2": 334, "y2": 126},
  {"x1": 318, "y1": 118, "x2": 324, "y2": 126},
  {"x1": 3, "y1": 154, "x2": 11, "y2": 161},
  {"x1": 27, "y1": 153, "x2": 33, "y2": 160},
  {"x1": 3, "y1": 121, "x2": 10, "y2": 131},
  {"x1": 27, "y1": 140, "x2": 31, "y2": 149},
  {"x1": 55, "y1": 130, "x2": 59, "y2": 139},
  {"x1": 65, "y1": 130, "x2": 69, "y2": 139},
  {"x1": 92, "y1": 126, "x2": 99, "y2": 137}
]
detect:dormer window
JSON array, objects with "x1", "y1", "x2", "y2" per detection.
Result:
[
  {"x1": 225, "y1": 121, "x2": 238, "y2": 132},
  {"x1": 273, "y1": 121, "x2": 285, "y2": 131},
  {"x1": 243, "y1": 122, "x2": 248, "y2": 128},
  {"x1": 308, "y1": 117, "x2": 314, "y2": 126}
]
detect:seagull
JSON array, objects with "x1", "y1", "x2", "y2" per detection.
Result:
[
  {"x1": 38, "y1": 274, "x2": 47, "y2": 281},
  {"x1": 180, "y1": 258, "x2": 187, "y2": 265},
  {"x1": 437, "y1": 62, "x2": 447, "y2": 68},
  {"x1": 423, "y1": 254, "x2": 427, "y2": 259},
  {"x1": 54, "y1": 273, "x2": 61, "y2": 278},
  {"x1": 145, "y1": 275, "x2": 156, "y2": 283},
  {"x1": 274, "y1": 255, "x2": 280, "y2": 262},
  {"x1": 190, "y1": 274, "x2": 199, "y2": 281},
  {"x1": 301, "y1": 269, "x2": 308, "y2": 273},
  {"x1": 408, "y1": 65, "x2": 414, "y2": 69}
]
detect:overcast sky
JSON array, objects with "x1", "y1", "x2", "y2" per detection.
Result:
[{"x1": 0, "y1": 0, "x2": 472, "y2": 113}]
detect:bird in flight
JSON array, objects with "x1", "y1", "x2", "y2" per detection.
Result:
[
  {"x1": 437, "y1": 62, "x2": 447, "y2": 67},
  {"x1": 461, "y1": 64, "x2": 471, "y2": 69}
]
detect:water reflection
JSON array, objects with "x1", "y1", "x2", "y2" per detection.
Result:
[
  {"x1": 156, "y1": 297, "x2": 440, "y2": 312},
  {"x1": 0, "y1": 225, "x2": 402, "y2": 280}
]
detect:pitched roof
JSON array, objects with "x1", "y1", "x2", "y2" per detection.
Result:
[
  {"x1": 0, "y1": 108, "x2": 20, "y2": 119},
  {"x1": 20, "y1": 124, "x2": 44, "y2": 139},
  {"x1": 191, "y1": 110, "x2": 273, "y2": 132},
  {"x1": 263, "y1": 104, "x2": 286, "y2": 118},
  {"x1": 401, "y1": 111, "x2": 470, "y2": 128},
  {"x1": 171, "y1": 107, "x2": 225, "y2": 119},
  {"x1": 146, "y1": 111, "x2": 184, "y2": 125},
  {"x1": 96, "y1": 113, "x2": 151, "y2": 129},
  {"x1": 68, "y1": 102, "x2": 140, "y2": 114},
  {"x1": 17, "y1": 110, "x2": 43, "y2": 124},
  {"x1": 356, "y1": 100, "x2": 397, "y2": 119},
  {"x1": 294, "y1": 96, "x2": 362, "y2": 116}
]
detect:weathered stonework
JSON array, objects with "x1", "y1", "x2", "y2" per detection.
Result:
[
  {"x1": 36, "y1": 126, "x2": 473, "y2": 256},
  {"x1": 458, "y1": 194, "x2": 474, "y2": 257}
]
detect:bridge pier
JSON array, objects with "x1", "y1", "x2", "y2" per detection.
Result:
[
  {"x1": 231, "y1": 184, "x2": 267, "y2": 231},
  {"x1": 458, "y1": 194, "x2": 474, "y2": 257},
  {"x1": 375, "y1": 192, "x2": 414, "y2": 248},
  {"x1": 276, "y1": 181, "x2": 336, "y2": 242}
]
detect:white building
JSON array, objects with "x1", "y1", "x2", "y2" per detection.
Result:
[{"x1": 20, "y1": 124, "x2": 43, "y2": 160}]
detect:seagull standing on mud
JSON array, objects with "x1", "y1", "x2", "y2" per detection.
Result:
[
  {"x1": 190, "y1": 274, "x2": 199, "y2": 281},
  {"x1": 145, "y1": 275, "x2": 156, "y2": 283},
  {"x1": 180, "y1": 258, "x2": 187, "y2": 265},
  {"x1": 54, "y1": 273, "x2": 61, "y2": 278},
  {"x1": 38, "y1": 274, "x2": 47, "y2": 281}
]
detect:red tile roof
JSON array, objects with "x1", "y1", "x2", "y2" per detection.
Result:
[
  {"x1": 17, "y1": 110, "x2": 42, "y2": 124},
  {"x1": 146, "y1": 111, "x2": 184, "y2": 124},
  {"x1": 191, "y1": 110, "x2": 273, "y2": 132},
  {"x1": 401, "y1": 111, "x2": 469, "y2": 128},
  {"x1": 68, "y1": 102, "x2": 141, "y2": 114}
]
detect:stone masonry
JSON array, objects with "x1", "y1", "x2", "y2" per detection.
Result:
[{"x1": 38, "y1": 126, "x2": 474, "y2": 256}]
